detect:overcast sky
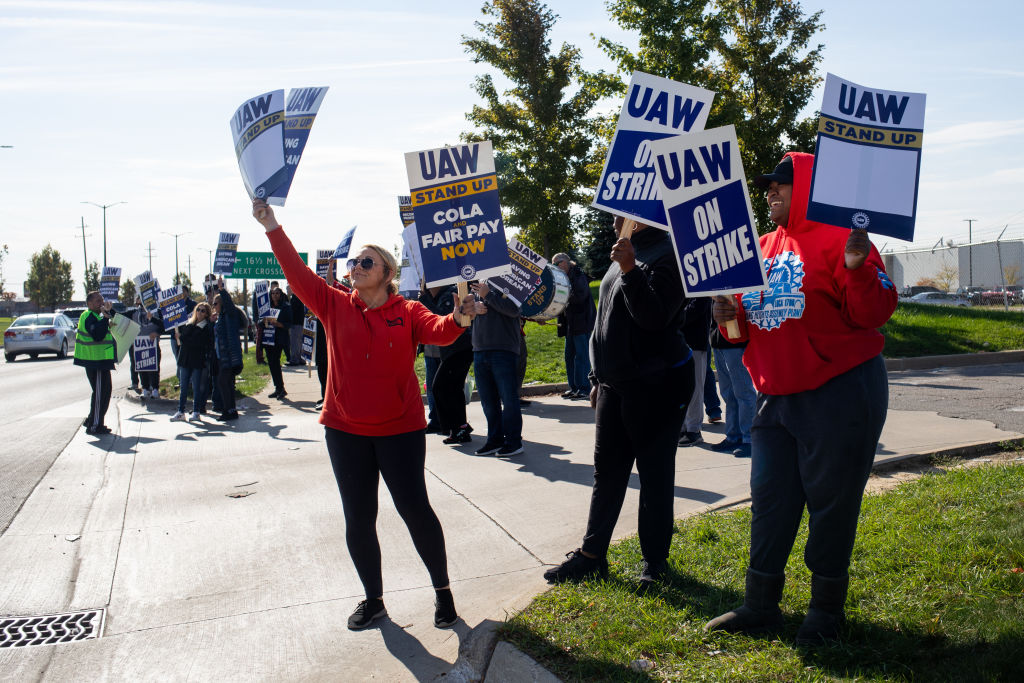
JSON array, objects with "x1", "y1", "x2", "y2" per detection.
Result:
[{"x1": 2, "y1": 0, "x2": 1021, "y2": 297}]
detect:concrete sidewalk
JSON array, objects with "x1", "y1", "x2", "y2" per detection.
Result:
[{"x1": 1, "y1": 362, "x2": 1020, "y2": 681}]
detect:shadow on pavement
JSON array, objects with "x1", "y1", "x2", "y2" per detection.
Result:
[{"x1": 379, "y1": 617, "x2": 470, "y2": 682}]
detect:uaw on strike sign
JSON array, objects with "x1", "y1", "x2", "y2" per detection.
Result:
[
  {"x1": 650, "y1": 125, "x2": 767, "y2": 297},
  {"x1": 592, "y1": 71, "x2": 715, "y2": 229},
  {"x1": 807, "y1": 74, "x2": 926, "y2": 241},
  {"x1": 405, "y1": 141, "x2": 511, "y2": 287}
]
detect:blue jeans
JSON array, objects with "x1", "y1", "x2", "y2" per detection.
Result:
[
  {"x1": 564, "y1": 333, "x2": 591, "y2": 393},
  {"x1": 713, "y1": 347, "x2": 756, "y2": 443},
  {"x1": 424, "y1": 355, "x2": 441, "y2": 424},
  {"x1": 473, "y1": 350, "x2": 522, "y2": 448},
  {"x1": 178, "y1": 366, "x2": 205, "y2": 413}
]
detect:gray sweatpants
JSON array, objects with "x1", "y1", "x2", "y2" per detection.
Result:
[{"x1": 748, "y1": 354, "x2": 887, "y2": 578}]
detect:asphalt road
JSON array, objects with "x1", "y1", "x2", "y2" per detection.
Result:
[{"x1": 0, "y1": 349, "x2": 176, "y2": 534}]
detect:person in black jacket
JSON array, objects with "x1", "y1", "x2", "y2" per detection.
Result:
[
  {"x1": 421, "y1": 283, "x2": 475, "y2": 444},
  {"x1": 213, "y1": 279, "x2": 244, "y2": 421},
  {"x1": 287, "y1": 285, "x2": 306, "y2": 366},
  {"x1": 678, "y1": 297, "x2": 711, "y2": 446},
  {"x1": 173, "y1": 302, "x2": 215, "y2": 421},
  {"x1": 545, "y1": 217, "x2": 694, "y2": 587},
  {"x1": 553, "y1": 253, "x2": 597, "y2": 400},
  {"x1": 265, "y1": 286, "x2": 292, "y2": 399}
]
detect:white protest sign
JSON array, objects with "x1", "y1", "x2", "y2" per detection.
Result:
[
  {"x1": 109, "y1": 314, "x2": 140, "y2": 364},
  {"x1": 316, "y1": 249, "x2": 334, "y2": 279},
  {"x1": 261, "y1": 308, "x2": 280, "y2": 346},
  {"x1": 807, "y1": 74, "x2": 926, "y2": 241},
  {"x1": 267, "y1": 86, "x2": 329, "y2": 205},
  {"x1": 230, "y1": 90, "x2": 287, "y2": 203},
  {"x1": 592, "y1": 71, "x2": 715, "y2": 229},
  {"x1": 487, "y1": 238, "x2": 547, "y2": 306},
  {"x1": 650, "y1": 125, "x2": 767, "y2": 297},
  {"x1": 99, "y1": 267, "x2": 121, "y2": 302},
  {"x1": 253, "y1": 280, "x2": 270, "y2": 319},
  {"x1": 133, "y1": 271, "x2": 160, "y2": 313}
]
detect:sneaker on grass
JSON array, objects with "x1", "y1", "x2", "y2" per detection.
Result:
[
  {"x1": 543, "y1": 549, "x2": 608, "y2": 584},
  {"x1": 639, "y1": 558, "x2": 668, "y2": 588},
  {"x1": 347, "y1": 598, "x2": 386, "y2": 631}
]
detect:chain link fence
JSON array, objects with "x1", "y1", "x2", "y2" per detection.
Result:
[{"x1": 882, "y1": 239, "x2": 1024, "y2": 303}]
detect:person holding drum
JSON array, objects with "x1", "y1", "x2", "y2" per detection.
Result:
[
  {"x1": 552, "y1": 253, "x2": 596, "y2": 401},
  {"x1": 544, "y1": 217, "x2": 694, "y2": 587}
]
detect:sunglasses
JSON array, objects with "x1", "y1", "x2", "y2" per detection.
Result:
[{"x1": 346, "y1": 257, "x2": 376, "y2": 271}]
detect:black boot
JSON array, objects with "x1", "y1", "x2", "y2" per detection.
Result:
[
  {"x1": 796, "y1": 573, "x2": 848, "y2": 645},
  {"x1": 705, "y1": 568, "x2": 785, "y2": 633}
]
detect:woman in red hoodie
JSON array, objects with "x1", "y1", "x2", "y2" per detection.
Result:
[
  {"x1": 706, "y1": 152, "x2": 897, "y2": 644},
  {"x1": 252, "y1": 199, "x2": 479, "y2": 632}
]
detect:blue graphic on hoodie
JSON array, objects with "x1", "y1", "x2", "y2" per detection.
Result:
[{"x1": 741, "y1": 251, "x2": 805, "y2": 331}]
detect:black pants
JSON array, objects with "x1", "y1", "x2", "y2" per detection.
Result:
[
  {"x1": 139, "y1": 345, "x2": 161, "y2": 391},
  {"x1": 432, "y1": 348, "x2": 473, "y2": 433},
  {"x1": 85, "y1": 367, "x2": 112, "y2": 429},
  {"x1": 749, "y1": 354, "x2": 887, "y2": 577},
  {"x1": 582, "y1": 360, "x2": 693, "y2": 562},
  {"x1": 324, "y1": 427, "x2": 450, "y2": 600},
  {"x1": 217, "y1": 365, "x2": 237, "y2": 414},
  {"x1": 266, "y1": 344, "x2": 285, "y2": 392},
  {"x1": 129, "y1": 351, "x2": 139, "y2": 387},
  {"x1": 316, "y1": 321, "x2": 328, "y2": 399}
]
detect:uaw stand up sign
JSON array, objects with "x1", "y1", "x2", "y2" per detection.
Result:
[
  {"x1": 807, "y1": 74, "x2": 926, "y2": 241},
  {"x1": 591, "y1": 71, "x2": 715, "y2": 229},
  {"x1": 650, "y1": 125, "x2": 767, "y2": 299},
  {"x1": 404, "y1": 141, "x2": 511, "y2": 287}
]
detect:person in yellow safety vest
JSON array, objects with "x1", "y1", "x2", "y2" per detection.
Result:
[{"x1": 74, "y1": 291, "x2": 117, "y2": 435}]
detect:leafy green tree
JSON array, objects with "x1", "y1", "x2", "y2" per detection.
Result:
[
  {"x1": 0, "y1": 243, "x2": 8, "y2": 293},
  {"x1": 463, "y1": 0, "x2": 605, "y2": 257},
  {"x1": 600, "y1": 0, "x2": 824, "y2": 233},
  {"x1": 576, "y1": 208, "x2": 617, "y2": 279},
  {"x1": 25, "y1": 245, "x2": 74, "y2": 311},
  {"x1": 120, "y1": 278, "x2": 137, "y2": 305},
  {"x1": 83, "y1": 260, "x2": 100, "y2": 295},
  {"x1": 172, "y1": 272, "x2": 192, "y2": 291}
]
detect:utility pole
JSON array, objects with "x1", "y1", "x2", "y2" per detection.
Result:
[
  {"x1": 77, "y1": 217, "x2": 90, "y2": 273},
  {"x1": 964, "y1": 218, "x2": 977, "y2": 287},
  {"x1": 162, "y1": 231, "x2": 191, "y2": 285},
  {"x1": 81, "y1": 201, "x2": 127, "y2": 268},
  {"x1": 201, "y1": 248, "x2": 214, "y2": 277},
  {"x1": 186, "y1": 254, "x2": 194, "y2": 285},
  {"x1": 143, "y1": 242, "x2": 157, "y2": 274}
]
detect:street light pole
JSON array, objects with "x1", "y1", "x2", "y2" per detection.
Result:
[
  {"x1": 964, "y1": 218, "x2": 977, "y2": 287},
  {"x1": 81, "y1": 201, "x2": 126, "y2": 268},
  {"x1": 162, "y1": 231, "x2": 191, "y2": 285},
  {"x1": 201, "y1": 248, "x2": 214, "y2": 276}
]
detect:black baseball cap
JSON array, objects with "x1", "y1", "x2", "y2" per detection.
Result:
[{"x1": 753, "y1": 157, "x2": 793, "y2": 189}]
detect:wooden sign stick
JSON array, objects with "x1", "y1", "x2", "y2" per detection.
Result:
[{"x1": 455, "y1": 281, "x2": 471, "y2": 327}]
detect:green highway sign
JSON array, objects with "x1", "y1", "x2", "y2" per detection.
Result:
[{"x1": 228, "y1": 251, "x2": 308, "y2": 279}]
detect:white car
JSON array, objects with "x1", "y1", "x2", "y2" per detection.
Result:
[
  {"x1": 906, "y1": 292, "x2": 972, "y2": 308},
  {"x1": 4, "y1": 313, "x2": 78, "y2": 361}
]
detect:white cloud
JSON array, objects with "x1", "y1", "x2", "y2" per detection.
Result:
[{"x1": 928, "y1": 120, "x2": 1024, "y2": 149}]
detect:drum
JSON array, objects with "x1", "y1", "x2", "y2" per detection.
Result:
[{"x1": 520, "y1": 265, "x2": 570, "y2": 322}]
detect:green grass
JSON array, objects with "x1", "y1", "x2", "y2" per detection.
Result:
[
  {"x1": 0, "y1": 317, "x2": 10, "y2": 346},
  {"x1": 503, "y1": 462, "x2": 1024, "y2": 681},
  {"x1": 158, "y1": 346, "x2": 269, "y2": 399},
  {"x1": 882, "y1": 303, "x2": 1024, "y2": 357}
]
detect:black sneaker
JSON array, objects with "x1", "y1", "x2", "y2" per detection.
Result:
[
  {"x1": 678, "y1": 431, "x2": 704, "y2": 446},
  {"x1": 639, "y1": 558, "x2": 668, "y2": 587},
  {"x1": 474, "y1": 441, "x2": 502, "y2": 456},
  {"x1": 434, "y1": 589, "x2": 458, "y2": 628},
  {"x1": 92, "y1": 425, "x2": 112, "y2": 434},
  {"x1": 217, "y1": 411, "x2": 239, "y2": 422},
  {"x1": 314, "y1": 399, "x2": 324, "y2": 410},
  {"x1": 543, "y1": 549, "x2": 608, "y2": 583},
  {"x1": 561, "y1": 389, "x2": 576, "y2": 398},
  {"x1": 443, "y1": 428, "x2": 473, "y2": 445},
  {"x1": 268, "y1": 390, "x2": 280, "y2": 399},
  {"x1": 710, "y1": 437, "x2": 742, "y2": 452},
  {"x1": 347, "y1": 598, "x2": 386, "y2": 630},
  {"x1": 497, "y1": 444, "x2": 524, "y2": 456}
]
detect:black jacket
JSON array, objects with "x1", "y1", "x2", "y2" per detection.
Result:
[
  {"x1": 590, "y1": 228, "x2": 690, "y2": 386},
  {"x1": 557, "y1": 264, "x2": 597, "y2": 338},
  {"x1": 268, "y1": 298, "x2": 292, "y2": 347},
  {"x1": 177, "y1": 321, "x2": 215, "y2": 370},
  {"x1": 680, "y1": 297, "x2": 711, "y2": 352},
  {"x1": 419, "y1": 285, "x2": 470, "y2": 359}
]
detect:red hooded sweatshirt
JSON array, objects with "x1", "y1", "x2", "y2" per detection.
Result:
[
  {"x1": 267, "y1": 227, "x2": 466, "y2": 436},
  {"x1": 724, "y1": 151, "x2": 897, "y2": 395}
]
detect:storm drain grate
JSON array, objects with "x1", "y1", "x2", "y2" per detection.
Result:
[{"x1": 0, "y1": 609, "x2": 105, "y2": 649}]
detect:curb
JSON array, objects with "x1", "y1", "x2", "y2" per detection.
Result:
[{"x1": 884, "y1": 349, "x2": 1024, "y2": 372}]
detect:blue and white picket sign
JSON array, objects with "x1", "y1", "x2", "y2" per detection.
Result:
[
  {"x1": 214, "y1": 233, "x2": 240, "y2": 275},
  {"x1": 592, "y1": 71, "x2": 715, "y2": 229},
  {"x1": 487, "y1": 238, "x2": 547, "y2": 306},
  {"x1": 807, "y1": 74, "x2": 926, "y2": 241},
  {"x1": 261, "y1": 308, "x2": 279, "y2": 347},
  {"x1": 404, "y1": 141, "x2": 512, "y2": 287},
  {"x1": 99, "y1": 267, "x2": 121, "y2": 302},
  {"x1": 332, "y1": 225, "x2": 357, "y2": 260},
  {"x1": 133, "y1": 337, "x2": 158, "y2": 372},
  {"x1": 398, "y1": 195, "x2": 414, "y2": 228},
  {"x1": 133, "y1": 271, "x2": 160, "y2": 313},
  {"x1": 300, "y1": 313, "x2": 316, "y2": 363},
  {"x1": 229, "y1": 90, "x2": 287, "y2": 203},
  {"x1": 316, "y1": 250, "x2": 334, "y2": 279},
  {"x1": 253, "y1": 280, "x2": 270, "y2": 319},
  {"x1": 267, "y1": 86, "x2": 329, "y2": 206},
  {"x1": 649, "y1": 125, "x2": 767, "y2": 297},
  {"x1": 157, "y1": 285, "x2": 189, "y2": 330}
]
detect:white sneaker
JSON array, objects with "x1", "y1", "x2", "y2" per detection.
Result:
[
  {"x1": 171, "y1": 411, "x2": 185, "y2": 421},
  {"x1": 190, "y1": 412, "x2": 201, "y2": 422}
]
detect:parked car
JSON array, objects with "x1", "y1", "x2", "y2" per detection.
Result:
[
  {"x1": 906, "y1": 292, "x2": 972, "y2": 308},
  {"x1": 4, "y1": 313, "x2": 77, "y2": 361},
  {"x1": 956, "y1": 286, "x2": 987, "y2": 305},
  {"x1": 899, "y1": 285, "x2": 941, "y2": 299},
  {"x1": 979, "y1": 286, "x2": 1022, "y2": 305}
]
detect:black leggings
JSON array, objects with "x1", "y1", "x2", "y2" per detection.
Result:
[
  {"x1": 324, "y1": 427, "x2": 449, "y2": 600},
  {"x1": 316, "y1": 321, "x2": 328, "y2": 399},
  {"x1": 266, "y1": 345, "x2": 285, "y2": 392},
  {"x1": 432, "y1": 349, "x2": 473, "y2": 433}
]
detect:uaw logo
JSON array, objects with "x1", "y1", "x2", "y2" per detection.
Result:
[
  {"x1": 741, "y1": 251, "x2": 806, "y2": 331},
  {"x1": 851, "y1": 211, "x2": 870, "y2": 229},
  {"x1": 460, "y1": 264, "x2": 477, "y2": 280}
]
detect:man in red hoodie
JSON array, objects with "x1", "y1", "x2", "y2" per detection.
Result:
[{"x1": 706, "y1": 152, "x2": 897, "y2": 644}]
